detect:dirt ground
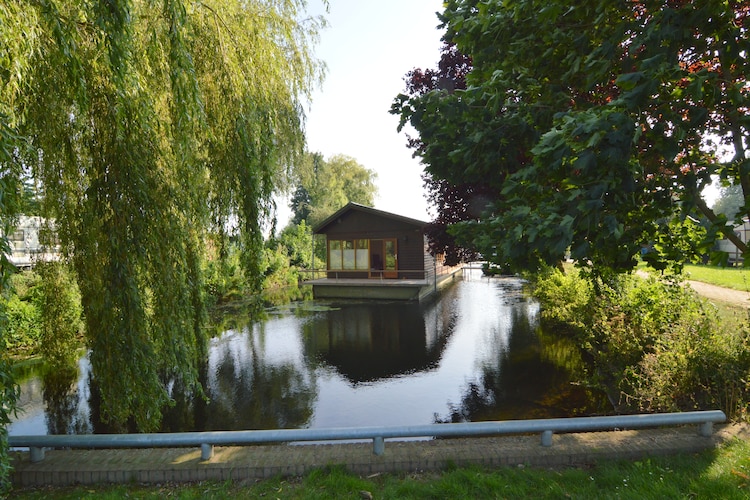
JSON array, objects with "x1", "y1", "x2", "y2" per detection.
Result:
[{"x1": 687, "y1": 280, "x2": 750, "y2": 308}]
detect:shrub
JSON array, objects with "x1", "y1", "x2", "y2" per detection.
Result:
[
  {"x1": 625, "y1": 318, "x2": 750, "y2": 420},
  {"x1": 204, "y1": 246, "x2": 246, "y2": 304},
  {"x1": 533, "y1": 267, "x2": 750, "y2": 420},
  {"x1": 531, "y1": 266, "x2": 592, "y2": 334},
  {"x1": 1, "y1": 271, "x2": 42, "y2": 354}
]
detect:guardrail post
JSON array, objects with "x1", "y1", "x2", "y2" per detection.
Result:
[
  {"x1": 201, "y1": 443, "x2": 213, "y2": 460},
  {"x1": 373, "y1": 436, "x2": 385, "y2": 456},
  {"x1": 541, "y1": 430, "x2": 553, "y2": 447},
  {"x1": 699, "y1": 421, "x2": 714, "y2": 437},
  {"x1": 30, "y1": 447, "x2": 45, "y2": 463}
]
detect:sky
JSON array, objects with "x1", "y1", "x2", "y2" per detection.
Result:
[{"x1": 294, "y1": 1, "x2": 446, "y2": 224}]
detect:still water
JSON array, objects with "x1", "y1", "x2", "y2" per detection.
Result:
[{"x1": 9, "y1": 269, "x2": 610, "y2": 436}]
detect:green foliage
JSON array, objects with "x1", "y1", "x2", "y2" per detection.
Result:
[
  {"x1": 35, "y1": 262, "x2": 83, "y2": 368},
  {"x1": 2, "y1": 271, "x2": 42, "y2": 354},
  {"x1": 204, "y1": 244, "x2": 246, "y2": 304},
  {"x1": 394, "y1": 1, "x2": 750, "y2": 276},
  {"x1": 289, "y1": 153, "x2": 378, "y2": 227},
  {"x1": 533, "y1": 268, "x2": 750, "y2": 420},
  {"x1": 278, "y1": 220, "x2": 314, "y2": 269},
  {"x1": 642, "y1": 217, "x2": 710, "y2": 273},
  {"x1": 1, "y1": 0, "x2": 325, "y2": 432},
  {"x1": 531, "y1": 267, "x2": 592, "y2": 334},
  {"x1": 1, "y1": 294, "x2": 41, "y2": 354},
  {"x1": 1, "y1": 267, "x2": 84, "y2": 362},
  {"x1": 204, "y1": 238, "x2": 307, "y2": 307},
  {"x1": 261, "y1": 243, "x2": 298, "y2": 291},
  {"x1": 627, "y1": 315, "x2": 750, "y2": 420},
  {"x1": 0, "y1": 189, "x2": 20, "y2": 498}
]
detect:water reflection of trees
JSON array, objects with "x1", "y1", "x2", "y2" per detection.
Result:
[
  {"x1": 437, "y1": 301, "x2": 610, "y2": 423},
  {"x1": 202, "y1": 335, "x2": 315, "y2": 430},
  {"x1": 42, "y1": 360, "x2": 91, "y2": 435},
  {"x1": 302, "y1": 301, "x2": 453, "y2": 385},
  {"x1": 18, "y1": 275, "x2": 612, "y2": 434}
]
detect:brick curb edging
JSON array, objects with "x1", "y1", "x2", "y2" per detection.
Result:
[{"x1": 11, "y1": 423, "x2": 748, "y2": 488}]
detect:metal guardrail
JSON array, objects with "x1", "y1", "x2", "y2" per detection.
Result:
[{"x1": 9, "y1": 410, "x2": 726, "y2": 463}]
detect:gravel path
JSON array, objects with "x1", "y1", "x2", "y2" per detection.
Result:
[{"x1": 687, "y1": 280, "x2": 750, "y2": 308}]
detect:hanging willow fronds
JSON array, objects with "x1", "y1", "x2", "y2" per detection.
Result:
[{"x1": 1, "y1": 0, "x2": 326, "y2": 431}]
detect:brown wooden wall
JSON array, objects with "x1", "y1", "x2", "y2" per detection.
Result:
[{"x1": 320, "y1": 210, "x2": 425, "y2": 279}]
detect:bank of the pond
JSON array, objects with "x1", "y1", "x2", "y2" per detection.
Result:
[
  {"x1": 534, "y1": 267, "x2": 750, "y2": 423},
  {"x1": 10, "y1": 423, "x2": 749, "y2": 489}
]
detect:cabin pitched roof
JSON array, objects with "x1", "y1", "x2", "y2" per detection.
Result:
[{"x1": 312, "y1": 202, "x2": 427, "y2": 235}]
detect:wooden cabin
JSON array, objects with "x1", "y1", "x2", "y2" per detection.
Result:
[{"x1": 309, "y1": 203, "x2": 461, "y2": 301}]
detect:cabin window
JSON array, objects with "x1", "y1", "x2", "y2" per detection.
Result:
[
  {"x1": 355, "y1": 239, "x2": 369, "y2": 270},
  {"x1": 328, "y1": 239, "x2": 369, "y2": 271},
  {"x1": 9, "y1": 230, "x2": 24, "y2": 242},
  {"x1": 329, "y1": 240, "x2": 342, "y2": 270},
  {"x1": 342, "y1": 240, "x2": 355, "y2": 269}
]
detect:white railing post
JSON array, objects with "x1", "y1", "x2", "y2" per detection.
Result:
[
  {"x1": 373, "y1": 436, "x2": 385, "y2": 455},
  {"x1": 541, "y1": 430, "x2": 553, "y2": 447},
  {"x1": 30, "y1": 447, "x2": 45, "y2": 463}
]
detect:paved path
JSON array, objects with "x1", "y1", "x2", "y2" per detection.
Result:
[{"x1": 10, "y1": 423, "x2": 749, "y2": 488}]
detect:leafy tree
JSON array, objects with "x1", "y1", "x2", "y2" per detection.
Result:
[
  {"x1": 278, "y1": 220, "x2": 314, "y2": 269},
  {"x1": 713, "y1": 183, "x2": 745, "y2": 223},
  {"x1": 289, "y1": 185, "x2": 314, "y2": 226},
  {"x1": 394, "y1": 42, "x2": 483, "y2": 265},
  {"x1": 393, "y1": 1, "x2": 750, "y2": 276},
  {"x1": 36, "y1": 261, "x2": 83, "y2": 369},
  {"x1": 0, "y1": 2, "x2": 28, "y2": 487},
  {"x1": 289, "y1": 153, "x2": 378, "y2": 227},
  {"x1": 1, "y1": 0, "x2": 325, "y2": 437}
]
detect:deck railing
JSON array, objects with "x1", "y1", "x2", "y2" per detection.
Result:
[{"x1": 9, "y1": 410, "x2": 726, "y2": 463}]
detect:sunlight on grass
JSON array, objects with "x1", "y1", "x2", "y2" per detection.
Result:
[
  {"x1": 11, "y1": 439, "x2": 750, "y2": 499},
  {"x1": 683, "y1": 264, "x2": 750, "y2": 292}
]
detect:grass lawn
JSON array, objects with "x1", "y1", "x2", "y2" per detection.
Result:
[
  {"x1": 682, "y1": 264, "x2": 750, "y2": 292},
  {"x1": 11, "y1": 437, "x2": 750, "y2": 499}
]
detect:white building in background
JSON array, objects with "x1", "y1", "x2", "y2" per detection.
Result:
[
  {"x1": 2, "y1": 216, "x2": 60, "y2": 269},
  {"x1": 716, "y1": 218, "x2": 750, "y2": 265}
]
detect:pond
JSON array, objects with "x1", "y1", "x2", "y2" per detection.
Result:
[{"x1": 9, "y1": 269, "x2": 611, "y2": 436}]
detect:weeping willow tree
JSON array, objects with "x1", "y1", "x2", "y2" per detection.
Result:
[{"x1": 0, "y1": 0, "x2": 325, "y2": 436}]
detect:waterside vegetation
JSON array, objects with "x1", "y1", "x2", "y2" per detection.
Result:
[{"x1": 532, "y1": 266, "x2": 750, "y2": 422}]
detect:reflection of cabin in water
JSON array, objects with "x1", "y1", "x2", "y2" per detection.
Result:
[{"x1": 309, "y1": 202, "x2": 462, "y2": 301}]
